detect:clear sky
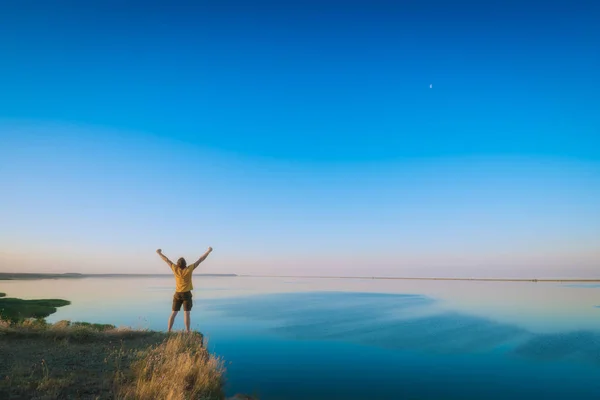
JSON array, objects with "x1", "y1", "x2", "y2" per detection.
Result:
[{"x1": 1, "y1": 1, "x2": 599, "y2": 278}]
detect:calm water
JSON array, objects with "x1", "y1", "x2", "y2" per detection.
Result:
[{"x1": 3, "y1": 277, "x2": 600, "y2": 399}]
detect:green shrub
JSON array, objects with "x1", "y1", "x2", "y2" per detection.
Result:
[{"x1": 0, "y1": 297, "x2": 70, "y2": 322}]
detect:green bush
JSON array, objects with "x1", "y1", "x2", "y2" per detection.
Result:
[{"x1": 0, "y1": 298, "x2": 70, "y2": 322}]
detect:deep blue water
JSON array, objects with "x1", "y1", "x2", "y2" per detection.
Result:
[
  {"x1": 203, "y1": 291, "x2": 600, "y2": 399},
  {"x1": 3, "y1": 277, "x2": 600, "y2": 399}
]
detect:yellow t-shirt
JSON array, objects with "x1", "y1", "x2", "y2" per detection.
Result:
[{"x1": 170, "y1": 264, "x2": 195, "y2": 292}]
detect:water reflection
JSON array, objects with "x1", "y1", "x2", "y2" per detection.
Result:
[
  {"x1": 3, "y1": 277, "x2": 600, "y2": 399},
  {"x1": 515, "y1": 331, "x2": 600, "y2": 365},
  {"x1": 4, "y1": 276, "x2": 600, "y2": 334},
  {"x1": 562, "y1": 284, "x2": 600, "y2": 288},
  {"x1": 205, "y1": 291, "x2": 600, "y2": 366}
]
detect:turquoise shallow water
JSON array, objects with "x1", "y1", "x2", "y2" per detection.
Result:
[{"x1": 3, "y1": 277, "x2": 600, "y2": 399}]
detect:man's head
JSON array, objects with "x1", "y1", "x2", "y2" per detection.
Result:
[{"x1": 176, "y1": 257, "x2": 187, "y2": 269}]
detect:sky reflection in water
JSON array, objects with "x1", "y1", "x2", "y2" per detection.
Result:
[{"x1": 3, "y1": 277, "x2": 600, "y2": 399}]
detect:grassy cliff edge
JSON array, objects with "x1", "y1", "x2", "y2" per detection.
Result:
[{"x1": 0, "y1": 319, "x2": 255, "y2": 400}]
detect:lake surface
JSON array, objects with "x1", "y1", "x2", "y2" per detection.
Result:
[{"x1": 3, "y1": 276, "x2": 600, "y2": 399}]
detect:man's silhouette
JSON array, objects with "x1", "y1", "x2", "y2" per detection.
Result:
[{"x1": 156, "y1": 247, "x2": 213, "y2": 332}]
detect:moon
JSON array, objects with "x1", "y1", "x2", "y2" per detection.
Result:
[{"x1": 429, "y1": 84, "x2": 433, "y2": 89}]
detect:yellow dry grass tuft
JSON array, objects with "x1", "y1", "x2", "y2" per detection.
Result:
[{"x1": 117, "y1": 332, "x2": 225, "y2": 400}]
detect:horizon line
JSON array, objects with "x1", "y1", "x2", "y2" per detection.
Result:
[
  {"x1": 1, "y1": 272, "x2": 599, "y2": 283},
  {"x1": 238, "y1": 274, "x2": 600, "y2": 282}
]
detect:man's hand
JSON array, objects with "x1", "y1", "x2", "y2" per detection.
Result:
[
  {"x1": 189, "y1": 247, "x2": 213, "y2": 270},
  {"x1": 156, "y1": 249, "x2": 173, "y2": 267}
]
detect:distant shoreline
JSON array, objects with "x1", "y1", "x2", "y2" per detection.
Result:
[
  {"x1": 238, "y1": 274, "x2": 600, "y2": 283},
  {"x1": 1, "y1": 272, "x2": 598, "y2": 282},
  {"x1": 0, "y1": 273, "x2": 237, "y2": 280}
]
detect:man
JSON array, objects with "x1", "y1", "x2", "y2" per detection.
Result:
[{"x1": 156, "y1": 247, "x2": 213, "y2": 332}]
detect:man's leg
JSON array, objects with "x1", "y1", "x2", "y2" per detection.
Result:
[
  {"x1": 184, "y1": 311, "x2": 191, "y2": 332},
  {"x1": 183, "y1": 293, "x2": 193, "y2": 333},
  {"x1": 168, "y1": 311, "x2": 178, "y2": 332}
]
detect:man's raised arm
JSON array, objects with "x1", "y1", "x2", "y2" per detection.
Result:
[
  {"x1": 156, "y1": 249, "x2": 174, "y2": 267},
  {"x1": 190, "y1": 247, "x2": 213, "y2": 270}
]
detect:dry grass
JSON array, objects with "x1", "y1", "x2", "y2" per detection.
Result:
[
  {"x1": 0, "y1": 318, "x2": 255, "y2": 400},
  {"x1": 117, "y1": 332, "x2": 225, "y2": 400},
  {"x1": 0, "y1": 318, "x2": 150, "y2": 342}
]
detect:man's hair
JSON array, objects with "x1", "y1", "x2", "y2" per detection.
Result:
[{"x1": 176, "y1": 257, "x2": 187, "y2": 269}]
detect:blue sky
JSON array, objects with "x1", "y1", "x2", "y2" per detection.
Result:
[{"x1": 1, "y1": 1, "x2": 599, "y2": 277}]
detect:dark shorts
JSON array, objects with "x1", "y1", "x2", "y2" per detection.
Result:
[{"x1": 172, "y1": 291, "x2": 193, "y2": 311}]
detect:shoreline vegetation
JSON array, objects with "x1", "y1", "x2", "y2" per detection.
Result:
[
  {"x1": 0, "y1": 297, "x2": 71, "y2": 321},
  {"x1": 2, "y1": 272, "x2": 597, "y2": 282},
  {"x1": 0, "y1": 292, "x2": 255, "y2": 400}
]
